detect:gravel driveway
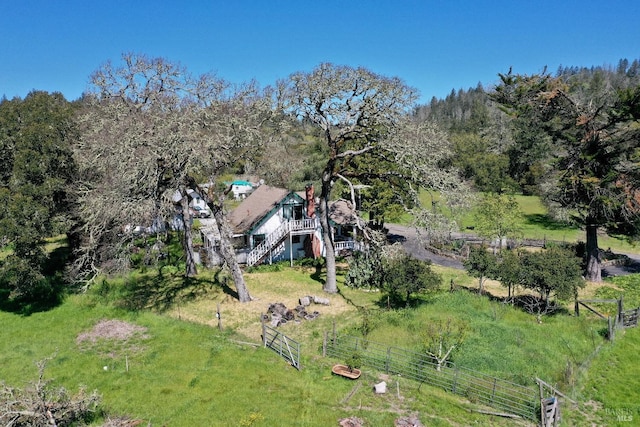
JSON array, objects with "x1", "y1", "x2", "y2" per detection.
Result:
[
  {"x1": 385, "y1": 223, "x2": 464, "y2": 269},
  {"x1": 385, "y1": 223, "x2": 640, "y2": 277}
]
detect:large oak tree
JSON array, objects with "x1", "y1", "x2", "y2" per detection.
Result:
[
  {"x1": 75, "y1": 54, "x2": 269, "y2": 301},
  {"x1": 283, "y1": 63, "x2": 465, "y2": 293}
]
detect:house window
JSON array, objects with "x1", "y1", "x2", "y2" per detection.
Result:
[
  {"x1": 292, "y1": 235, "x2": 301, "y2": 244},
  {"x1": 253, "y1": 234, "x2": 265, "y2": 248},
  {"x1": 283, "y1": 203, "x2": 304, "y2": 220}
]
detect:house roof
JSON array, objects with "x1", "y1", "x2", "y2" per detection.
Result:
[
  {"x1": 228, "y1": 185, "x2": 296, "y2": 234},
  {"x1": 329, "y1": 199, "x2": 358, "y2": 225},
  {"x1": 228, "y1": 184, "x2": 358, "y2": 236}
]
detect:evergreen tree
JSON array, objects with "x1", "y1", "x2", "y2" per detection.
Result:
[
  {"x1": 492, "y1": 71, "x2": 640, "y2": 281},
  {"x1": 0, "y1": 92, "x2": 77, "y2": 310}
]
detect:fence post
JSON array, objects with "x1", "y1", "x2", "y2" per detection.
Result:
[
  {"x1": 574, "y1": 300, "x2": 579, "y2": 317},
  {"x1": 261, "y1": 316, "x2": 266, "y2": 347},
  {"x1": 538, "y1": 379, "x2": 544, "y2": 426},
  {"x1": 216, "y1": 303, "x2": 222, "y2": 331},
  {"x1": 386, "y1": 347, "x2": 391, "y2": 374},
  {"x1": 618, "y1": 296, "x2": 624, "y2": 325},
  {"x1": 607, "y1": 316, "x2": 614, "y2": 341},
  {"x1": 452, "y1": 366, "x2": 459, "y2": 394},
  {"x1": 323, "y1": 331, "x2": 327, "y2": 357},
  {"x1": 332, "y1": 320, "x2": 336, "y2": 345}
]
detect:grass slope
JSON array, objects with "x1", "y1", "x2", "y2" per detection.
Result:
[
  {"x1": 2, "y1": 258, "x2": 638, "y2": 426},
  {"x1": 1, "y1": 275, "x2": 538, "y2": 426}
]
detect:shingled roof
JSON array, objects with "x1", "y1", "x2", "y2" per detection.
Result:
[
  {"x1": 228, "y1": 184, "x2": 358, "y2": 236},
  {"x1": 228, "y1": 185, "x2": 296, "y2": 234}
]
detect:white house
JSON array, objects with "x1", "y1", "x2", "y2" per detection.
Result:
[
  {"x1": 230, "y1": 180, "x2": 256, "y2": 200},
  {"x1": 201, "y1": 184, "x2": 360, "y2": 266}
]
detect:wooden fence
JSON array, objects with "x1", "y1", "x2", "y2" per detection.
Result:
[
  {"x1": 575, "y1": 297, "x2": 639, "y2": 340},
  {"x1": 324, "y1": 334, "x2": 538, "y2": 421},
  {"x1": 262, "y1": 323, "x2": 301, "y2": 370}
]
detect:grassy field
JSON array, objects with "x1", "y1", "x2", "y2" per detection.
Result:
[
  {"x1": 407, "y1": 192, "x2": 640, "y2": 254},
  {"x1": 3, "y1": 192, "x2": 640, "y2": 425},
  {"x1": 2, "y1": 259, "x2": 639, "y2": 426},
  {"x1": 2, "y1": 268, "x2": 545, "y2": 427}
]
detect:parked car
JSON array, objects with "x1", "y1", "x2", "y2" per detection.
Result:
[{"x1": 193, "y1": 206, "x2": 211, "y2": 218}]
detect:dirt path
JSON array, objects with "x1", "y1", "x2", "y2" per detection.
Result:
[
  {"x1": 386, "y1": 223, "x2": 640, "y2": 278},
  {"x1": 385, "y1": 223, "x2": 464, "y2": 269}
]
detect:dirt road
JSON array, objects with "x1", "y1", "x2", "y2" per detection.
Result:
[
  {"x1": 385, "y1": 223, "x2": 464, "y2": 270},
  {"x1": 385, "y1": 223, "x2": 640, "y2": 277}
]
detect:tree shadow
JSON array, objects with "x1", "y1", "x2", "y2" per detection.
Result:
[
  {"x1": 450, "y1": 285, "x2": 571, "y2": 317},
  {"x1": 372, "y1": 291, "x2": 439, "y2": 310},
  {"x1": 114, "y1": 268, "x2": 234, "y2": 312},
  {"x1": 523, "y1": 213, "x2": 577, "y2": 231}
]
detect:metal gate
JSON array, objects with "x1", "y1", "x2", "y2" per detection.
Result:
[{"x1": 261, "y1": 323, "x2": 301, "y2": 370}]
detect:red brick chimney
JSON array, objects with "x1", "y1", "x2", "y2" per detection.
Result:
[{"x1": 305, "y1": 184, "x2": 315, "y2": 218}]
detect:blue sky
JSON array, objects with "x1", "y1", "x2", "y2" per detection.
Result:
[{"x1": 2, "y1": 0, "x2": 639, "y2": 104}]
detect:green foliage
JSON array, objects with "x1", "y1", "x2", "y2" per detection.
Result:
[
  {"x1": 520, "y1": 246, "x2": 584, "y2": 302},
  {"x1": 493, "y1": 249, "x2": 522, "y2": 297},
  {"x1": 492, "y1": 70, "x2": 640, "y2": 280},
  {"x1": 463, "y1": 246, "x2": 496, "y2": 293},
  {"x1": 421, "y1": 317, "x2": 468, "y2": 367},
  {"x1": 450, "y1": 132, "x2": 518, "y2": 193},
  {"x1": 345, "y1": 249, "x2": 384, "y2": 290},
  {"x1": 473, "y1": 192, "x2": 523, "y2": 242},
  {"x1": 344, "y1": 350, "x2": 363, "y2": 371},
  {"x1": 0, "y1": 92, "x2": 77, "y2": 310},
  {"x1": 382, "y1": 253, "x2": 441, "y2": 307},
  {"x1": 0, "y1": 255, "x2": 55, "y2": 308}
]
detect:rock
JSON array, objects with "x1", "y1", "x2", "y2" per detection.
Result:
[
  {"x1": 313, "y1": 296, "x2": 330, "y2": 305},
  {"x1": 339, "y1": 417, "x2": 364, "y2": 427},
  {"x1": 394, "y1": 415, "x2": 424, "y2": 427},
  {"x1": 374, "y1": 381, "x2": 387, "y2": 394},
  {"x1": 299, "y1": 296, "x2": 311, "y2": 306}
]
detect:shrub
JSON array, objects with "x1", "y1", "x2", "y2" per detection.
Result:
[{"x1": 382, "y1": 254, "x2": 442, "y2": 307}]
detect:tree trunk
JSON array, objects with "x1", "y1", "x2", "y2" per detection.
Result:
[
  {"x1": 212, "y1": 203, "x2": 252, "y2": 302},
  {"x1": 585, "y1": 221, "x2": 602, "y2": 282},
  {"x1": 193, "y1": 178, "x2": 251, "y2": 302},
  {"x1": 319, "y1": 192, "x2": 337, "y2": 293},
  {"x1": 180, "y1": 188, "x2": 198, "y2": 277}
]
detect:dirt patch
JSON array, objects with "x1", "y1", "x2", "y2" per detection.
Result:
[
  {"x1": 166, "y1": 280, "x2": 357, "y2": 341},
  {"x1": 77, "y1": 319, "x2": 150, "y2": 358},
  {"x1": 77, "y1": 319, "x2": 149, "y2": 344}
]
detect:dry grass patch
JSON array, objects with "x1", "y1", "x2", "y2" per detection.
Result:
[
  {"x1": 165, "y1": 268, "x2": 369, "y2": 342},
  {"x1": 76, "y1": 319, "x2": 150, "y2": 358}
]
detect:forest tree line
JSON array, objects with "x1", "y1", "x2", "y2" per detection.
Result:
[{"x1": 1, "y1": 55, "x2": 640, "y2": 311}]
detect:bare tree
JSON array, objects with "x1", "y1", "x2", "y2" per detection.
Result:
[
  {"x1": 75, "y1": 53, "x2": 269, "y2": 301},
  {"x1": 422, "y1": 318, "x2": 467, "y2": 371},
  {"x1": 283, "y1": 64, "x2": 467, "y2": 293}
]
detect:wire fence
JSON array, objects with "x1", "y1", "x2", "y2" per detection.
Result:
[{"x1": 325, "y1": 333, "x2": 539, "y2": 421}]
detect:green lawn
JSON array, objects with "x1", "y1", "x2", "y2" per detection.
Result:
[
  {"x1": 2, "y1": 275, "x2": 537, "y2": 426},
  {"x1": 2, "y1": 233, "x2": 639, "y2": 425},
  {"x1": 407, "y1": 192, "x2": 640, "y2": 254}
]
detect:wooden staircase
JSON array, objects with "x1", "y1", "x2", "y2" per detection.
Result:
[{"x1": 246, "y1": 218, "x2": 318, "y2": 266}]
